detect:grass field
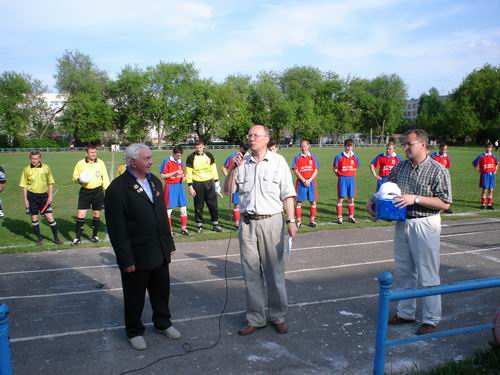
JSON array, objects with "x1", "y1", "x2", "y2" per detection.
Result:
[{"x1": 0, "y1": 145, "x2": 498, "y2": 254}]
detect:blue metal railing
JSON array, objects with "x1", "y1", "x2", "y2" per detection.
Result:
[
  {"x1": 0, "y1": 304, "x2": 13, "y2": 375},
  {"x1": 373, "y1": 272, "x2": 500, "y2": 375}
]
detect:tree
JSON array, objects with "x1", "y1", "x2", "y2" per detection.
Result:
[
  {"x1": 364, "y1": 74, "x2": 407, "y2": 137},
  {"x1": 0, "y1": 71, "x2": 32, "y2": 146},
  {"x1": 279, "y1": 66, "x2": 323, "y2": 142},
  {"x1": 415, "y1": 87, "x2": 450, "y2": 139},
  {"x1": 108, "y1": 66, "x2": 150, "y2": 143},
  {"x1": 250, "y1": 72, "x2": 293, "y2": 142},
  {"x1": 55, "y1": 50, "x2": 113, "y2": 144},
  {"x1": 448, "y1": 64, "x2": 500, "y2": 143},
  {"x1": 146, "y1": 62, "x2": 198, "y2": 147},
  {"x1": 217, "y1": 75, "x2": 253, "y2": 143},
  {"x1": 0, "y1": 71, "x2": 54, "y2": 146}
]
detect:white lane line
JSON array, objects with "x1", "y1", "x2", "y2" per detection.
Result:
[
  {"x1": 2, "y1": 246, "x2": 499, "y2": 301},
  {"x1": 1, "y1": 219, "x2": 498, "y2": 251},
  {"x1": 2, "y1": 228, "x2": 499, "y2": 277},
  {"x1": 9, "y1": 293, "x2": 378, "y2": 343},
  {"x1": 0, "y1": 264, "x2": 118, "y2": 276}
]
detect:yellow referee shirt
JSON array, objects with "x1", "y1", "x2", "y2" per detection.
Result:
[
  {"x1": 185, "y1": 152, "x2": 219, "y2": 185},
  {"x1": 115, "y1": 164, "x2": 126, "y2": 177},
  {"x1": 19, "y1": 164, "x2": 55, "y2": 193},
  {"x1": 72, "y1": 158, "x2": 110, "y2": 190}
]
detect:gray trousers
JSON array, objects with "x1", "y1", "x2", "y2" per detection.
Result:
[
  {"x1": 394, "y1": 214, "x2": 442, "y2": 325},
  {"x1": 239, "y1": 213, "x2": 287, "y2": 327}
]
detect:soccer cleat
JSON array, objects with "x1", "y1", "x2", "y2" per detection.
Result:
[
  {"x1": 212, "y1": 225, "x2": 223, "y2": 232},
  {"x1": 443, "y1": 209, "x2": 453, "y2": 214},
  {"x1": 180, "y1": 229, "x2": 190, "y2": 236},
  {"x1": 90, "y1": 236, "x2": 100, "y2": 243},
  {"x1": 0, "y1": 210, "x2": 4, "y2": 218},
  {"x1": 53, "y1": 238, "x2": 63, "y2": 245},
  {"x1": 481, "y1": 205, "x2": 486, "y2": 209},
  {"x1": 71, "y1": 238, "x2": 81, "y2": 246},
  {"x1": 36, "y1": 238, "x2": 43, "y2": 246},
  {"x1": 296, "y1": 222, "x2": 302, "y2": 229},
  {"x1": 196, "y1": 227, "x2": 203, "y2": 234},
  {"x1": 487, "y1": 205, "x2": 494, "y2": 210},
  {"x1": 337, "y1": 218, "x2": 343, "y2": 225},
  {"x1": 347, "y1": 217, "x2": 357, "y2": 224},
  {"x1": 309, "y1": 221, "x2": 317, "y2": 228}
]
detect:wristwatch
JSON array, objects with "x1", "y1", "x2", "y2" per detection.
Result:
[
  {"x1": 286, "y1": 218, "x2": 296, "y2": 224},
  {"x1": 414, "y1": 196, "x2": 421, "y2": 204}
]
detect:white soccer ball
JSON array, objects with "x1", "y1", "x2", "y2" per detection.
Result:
[{"x1": 79, "y1": 171, "x2": 92, "y2": 184}]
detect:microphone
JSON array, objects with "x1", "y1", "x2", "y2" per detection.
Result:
[{"x1": 233, "y1": 144, "x2": 249, "y2": 169}]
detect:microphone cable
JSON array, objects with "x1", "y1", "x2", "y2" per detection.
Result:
[{"x1": 119, "y1": 166, "x2": 239, "y2": 374}]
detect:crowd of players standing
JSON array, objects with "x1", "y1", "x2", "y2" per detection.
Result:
[{"x1": 0, "y1": 137, "x2": 497, "y2": 245}]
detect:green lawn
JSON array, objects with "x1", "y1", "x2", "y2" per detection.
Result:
[{"x1": 0, "y1": 146, "x2": 498, "y2": 254}]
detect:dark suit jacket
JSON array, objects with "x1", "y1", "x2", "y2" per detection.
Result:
[{"x1": 104, "y1": 170, "x2": 175, "y2": 270}]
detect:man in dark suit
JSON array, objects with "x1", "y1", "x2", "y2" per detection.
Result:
[{"x1": 105, "y1": 143, "x2": 181, "y2": 350}]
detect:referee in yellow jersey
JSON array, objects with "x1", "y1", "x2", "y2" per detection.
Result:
[
  {"x1": 19, "y1": 151, "x2": 63, "y2": 245},
  {"x1": 186, "y1": 139, "x2": 222, "y2": 233},
  {"x1": 72, "y1": 146, "x2": 110, "y2": 245}
]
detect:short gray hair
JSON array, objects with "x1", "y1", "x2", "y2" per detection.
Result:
[
  {"x1": 403, "y1": 128, "x2": 429, "y2": 147},
  {"x1": 124, "y1": 143, "x2": 150, "y2": 167}
]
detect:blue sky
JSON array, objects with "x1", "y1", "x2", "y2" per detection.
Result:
[{"x1": 1, "y1": 0, "x2": 499, "y2": 98}]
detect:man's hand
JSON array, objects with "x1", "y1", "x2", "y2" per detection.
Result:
[
  {"x1": 188, "y1": 186, "x2": 196, "y2": 197},
  {"x1": 393, "y1": 194, "x2": 417, "y2": 208},
  {"x1": 287, "y1": 222, "x2": 298, "y2": 239},
  {"x1": 124, "y1": 265, "x2": 136, "y2": 273},
  {"x1": 232, "y1": 152, "x2": 244, "y2": 168},
  {"x1": 304, "y1": 179, "x2": 311, "y2": 187}
]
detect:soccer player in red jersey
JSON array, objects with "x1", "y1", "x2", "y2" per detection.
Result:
[
  {"x1": 292, "y1": 139, "x2": 320, "y2": 228},
  {"x1": 430, "y1": 143, "x2": 451, "y2": 170},
  {"x1": 370, "y1": 141, "x2": 401, "y2": 192},
  {"x1": 333, "y1": 139, "x2": 359, "y2": 224},
  {"x1": 431, "y1": 143, "x2": 453, "y2": 213},
  {"x1": 473, "y1": 142, "x2": 499, "y2": 210},
  {"x1": 160, "y1": 145, "x2": 189, "y2": 236},
  {"x1": 222, "y1": 143, "x2": 247, "y2": 229}
]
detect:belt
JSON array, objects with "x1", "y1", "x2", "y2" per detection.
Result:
[
  {"x1": 407, "y1": 214, "x2": 437, "y2": 219},
  {"x1": 243, "y1": 213, "x2": 273, "y2": 221}
]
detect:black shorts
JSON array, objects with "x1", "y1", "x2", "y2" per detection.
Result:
[
  {"x1": 27, "y1": 191, "x2": 52, "y2": 215},
  {"x1": 78, "y1": 187, "x2": 104, "y2": 210}
]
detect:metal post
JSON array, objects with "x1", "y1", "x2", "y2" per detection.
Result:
[
  {"x1": 0, "y1": 304, "x2": 13, "y2": 375},
  {"x1": 373, "y1": 272, "x2": 393, "y2": 375}
]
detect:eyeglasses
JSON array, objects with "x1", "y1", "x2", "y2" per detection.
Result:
[
  {"x1": 246, "y1": 134, "x2": 267, "y2": 140},
  {"x1": 402, "y1": 141, "x2": 422, "y2": 148}
]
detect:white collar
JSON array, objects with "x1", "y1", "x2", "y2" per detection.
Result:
[
  {"x1": 343, "y1": 151, "x2": 354, "y2": 158},
  {"x1": 386, "y1": 152, "x2": 396, "y2": 157},
  {"x1": 300, "y1": 152, "x2": 311, "y2": 158},
  {"x1": 170, "y1": 156, "x2": 181, "y2": 164}
]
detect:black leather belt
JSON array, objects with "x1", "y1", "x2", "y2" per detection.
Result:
[
  {"x1": 243, "y1": 213, "x2": 273, "y2": 224},
  {"x1": 407, "y1": 214, "x2": 436, "y2": 219}
]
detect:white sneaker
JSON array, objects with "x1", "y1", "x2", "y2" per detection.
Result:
[
  {"x1": 129, "y1": 335, "x2": 147, "y2": 350},
  {"x1": 157, "y1": 326, "x2": 182, "y2": 339}
]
